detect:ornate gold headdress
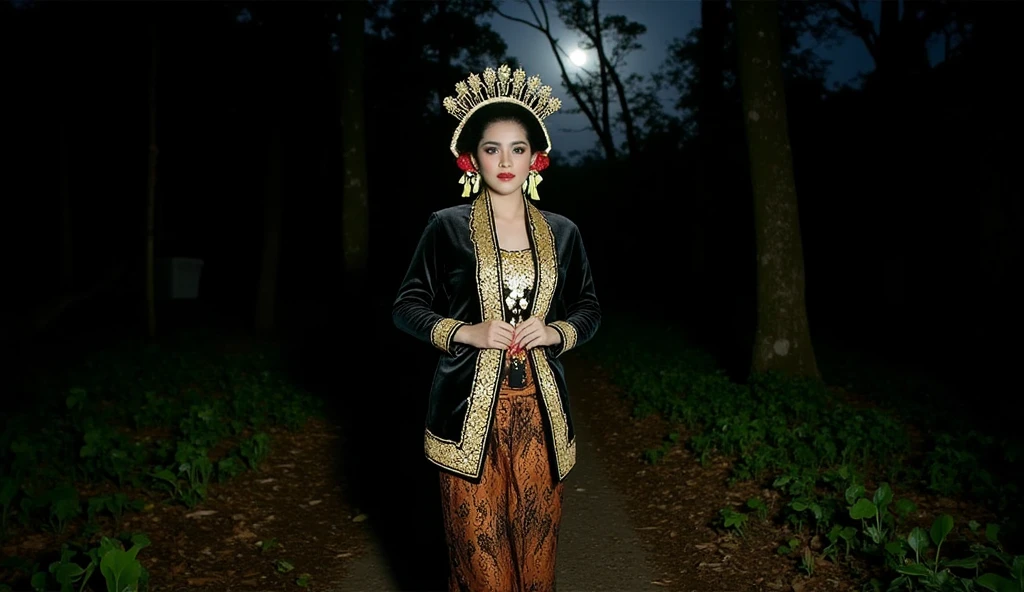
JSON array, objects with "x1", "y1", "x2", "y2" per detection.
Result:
[{"x1": 442, "y1": 64, "x2": 562, "y2": 159}]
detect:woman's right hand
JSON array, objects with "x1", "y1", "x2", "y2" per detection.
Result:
[{"x1": 453, "y1": 321, "x2": 515, "y2": 350}]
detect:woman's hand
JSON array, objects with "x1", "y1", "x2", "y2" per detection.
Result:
[
  {"x1": 511, "y1": 317, "x2": 561, "y2": 351},
  {"x1": 453, "y1": 320, "x2": 515, "y2": 350}
]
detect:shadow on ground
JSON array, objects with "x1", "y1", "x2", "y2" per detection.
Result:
[{"x1": 281, "y1": 319, "x2": 449, "y2": 592}]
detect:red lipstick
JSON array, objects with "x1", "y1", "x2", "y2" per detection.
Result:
[{"x1": 497, "y1": 173, "x2": 515, "y2": 181}]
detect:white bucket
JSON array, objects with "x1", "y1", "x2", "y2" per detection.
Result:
[{"x1": 163, "y1": 257, "x2": 204, "y2": 299}]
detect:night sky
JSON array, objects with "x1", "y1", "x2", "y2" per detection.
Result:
[{"x1": 486, "y1": 0, "x2": 907, "y2": 158}]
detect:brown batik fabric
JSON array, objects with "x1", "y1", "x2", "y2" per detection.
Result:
[{"x1": 439, "y1": 357, "x2": 565, "y2": 592}]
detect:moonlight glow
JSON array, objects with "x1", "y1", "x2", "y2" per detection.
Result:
[{"x1": 569, "y1": 49, "x2": 587, "y2": 67}]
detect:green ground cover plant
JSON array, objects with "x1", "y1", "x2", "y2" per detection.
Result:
[
  {"x1": 586, "y1": 316, "x2": 1023, "y2": 591},
  {"x1": 0, "y1": 334, "x2": 324, "y2": 592}
]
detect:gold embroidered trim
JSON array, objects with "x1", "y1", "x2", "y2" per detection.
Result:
[
  {"x1": 430, "y1": 317, "x2": 466, "y2": 355},
  {"x1": 524, "y1": 200, "x2": 575, "y2": 479},
  {"x1": 527, "y1": 202, "x2": 557, "y2": 322},
  {"x1": 550, "y1": 320, "x2": 578, "y2": 353},
  {"x1": 532, "y1": 348, "x2": 576, "y2": 479},
  {"x1": 422, "y1": 194, "x2": 504, "y2": 478},
  {"x1": 476, "y1": 195, "x2": 505, "y2": 323},
  {"x1": 424, "y1": 348, "x2": 502, "y2": 477}
]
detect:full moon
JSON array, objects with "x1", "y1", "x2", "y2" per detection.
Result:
[{"x1": 569, "y1": 49, "x2": 587, "y2": 67}]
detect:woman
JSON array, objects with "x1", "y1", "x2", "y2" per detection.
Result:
[{"x1": 392, "y1": 64, "x2": 601, "y2": 591}]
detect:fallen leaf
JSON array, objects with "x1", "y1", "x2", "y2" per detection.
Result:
[
  {"x1": 19, "y1": 535, "x2": 48, "y2": 551},
  {"x1": 185, "y1": 510, "x2": 217, "y2": 518}
]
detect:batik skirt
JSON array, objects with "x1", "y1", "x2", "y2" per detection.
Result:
[{"x1": 439, "y1": 356, "x2": 565, "y2": 592}]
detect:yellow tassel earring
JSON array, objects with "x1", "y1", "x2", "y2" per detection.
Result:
[
  {"x1": 460, "y1": 171, "x2": 482, "y2": 197},
  {"x1": 522, "y1": 152, "x2": 550, "y2": 200},
  {"x1": 522, "y1": 170, "x2": 542, "y2": 201},
  {"x1": 456, "y1": 153, "x2": 482, "y2": 198}
]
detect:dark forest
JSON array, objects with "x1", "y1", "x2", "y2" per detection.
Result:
[{"x1": 2, "y1": 1, "x2": 1022, "y2": 591}]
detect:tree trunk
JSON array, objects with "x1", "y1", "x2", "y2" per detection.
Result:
[
  {"x1": 877, "y1": 0, "x2": 906, "y2": 327},
  {"x1": 146, "y1": 24, "x2": 158, "y2": 339},
  {"x1": 592, "y1": 0, "x2": 612, "y2": 152},
  {"x1": 692, "y1": 0, "x2": 727, "y2": 307},
  {"x1": 59, "y1": 117, "x2": 73, "y2": 293},
  {"x1": 734, "y1": 0, "x2": 819, "y2": 379},
  {"x1": 255, "y1": 123, "x2": 283, "y2": 333},
  {"x1": 340, "y1": 0, "x2": 370, "y2": 281}
]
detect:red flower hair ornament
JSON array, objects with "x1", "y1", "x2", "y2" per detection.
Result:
[
  {"x1": 456, "y1": 153, "x2": 481, "y2": 197},
  {"x1": 442, "y1": 65, "x2": 562, "y2": 199},
  {"x1": 455, "y1": 151, "x2": 551, "y2": 200},
  {"x1": 523, "y1": 152, "x2": 550, "y2": 200}
]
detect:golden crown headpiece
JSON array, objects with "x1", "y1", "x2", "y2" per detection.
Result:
[{"x1": 443, "y1": 64, "x2": 562, "y2": 158}]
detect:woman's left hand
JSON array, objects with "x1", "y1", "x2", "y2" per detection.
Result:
[{"x1": 511, "y1": 317, "x2": 561, "y2": 351}]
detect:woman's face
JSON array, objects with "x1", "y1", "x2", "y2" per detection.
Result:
[{"x1": 475, "y1": 120, "x2": 537, "y2": 197}]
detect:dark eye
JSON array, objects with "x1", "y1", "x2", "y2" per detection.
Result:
[
  {"x1": 514, "y1": 147, "x2": 526, "y2": 154},
  {"x1": 485, "y1": 147, "x2": 497, "y2": 154}
]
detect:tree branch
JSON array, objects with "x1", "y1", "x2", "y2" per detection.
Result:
[
  {"x1": 494, "y1": 0, "x2": 616, "y2": 158},
  {"x1": 826, "y1": 0, "x2": 880, "y2": 64}
]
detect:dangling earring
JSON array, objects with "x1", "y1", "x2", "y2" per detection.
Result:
[
  {"x1": 522, "y1": 152, "x2": 550, "y2": 201},
  {"x1": 456, "y1": 153, "x2": 482, "y2": 198}
]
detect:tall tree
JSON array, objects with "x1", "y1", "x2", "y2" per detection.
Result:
[
  {"x1": 252, "y1": 5, "x2": 302, "y2": 334},
  {"x1": 363, "y1": 0, "x2": 507, "y2": 208},
  {"x1": 734, "y1": 0, "x2": 819, "y2": 379},
  {"x1": 255, "y1": 120, "x2": 283, "y2": 333},
  {"x1": 146, "y1": 20, "x2": 159, "y2": 339},
  {"x1": 557, "y1": 0, "x2": 642, "y2": 157},
  {"x1": 691, "y1": 0, "x2": 728, "y2": 298},
  {"x1": 810, "y1": 1, "x2": 954, "y2": 318},
  {"x1": 340, "y1": 0, "x2": 369, "y2": 282},
  {"x1": 494, "y1": 0, "x2": 647, "y2": 160},
  {"x1": 818, "y1": 0, "x2": 954, "y2": 77},
  {"x1": 59, "y1": 114, "x2": 73, "y2": 293}
]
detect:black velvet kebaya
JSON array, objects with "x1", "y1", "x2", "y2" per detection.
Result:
[{"x1": 393, "y1": 192, "x2": 600, "y2": 481}]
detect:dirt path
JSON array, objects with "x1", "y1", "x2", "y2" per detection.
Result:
[
  {"x1": 3, "y1": 351, "x2": 929, "y2": 592},
  {"x1": 140, "y1": 353, "x2": 797, "y2": 592},
  {"x1": 342, "y1": 353, "x2": 664, "y2": 591}
]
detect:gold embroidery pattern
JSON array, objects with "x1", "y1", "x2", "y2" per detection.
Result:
[
  {"x1": 431, "y1": 317, "x2": 466, "y2": 354},
  {"x1": 501, "y1": 249, "x2": 535, "y2": 324},
  {"x1": 531, "y1": 349, "x2": 576, "y2": 479},
  {"x1": 549, "y1": 320, "x2": 578, "y2": 353},
  {"x1": 423, "y1": 194, "x2": 504, "y2": 478},
  {"x1": 527, "y1": 202, "x2": 557, "y2": 321},
  {"x1": 425, "y1": 348, "x2": 502, "y2": 477},
  {"x1": 475, "y1": 195, "x2": 504, "y2": 323},
  {"x1": 501, "y1": 249, "x2": 534, "y2": 377},
  {"x1": 524, "y1": 201, "x2": 575, "y2": 479}
]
